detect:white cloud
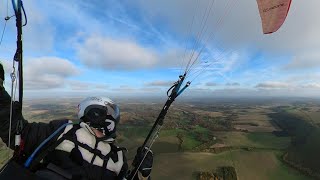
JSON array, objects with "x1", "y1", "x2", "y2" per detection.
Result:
[
  {"x1": 255, "y1": 81, "x2": 290, "y2": 89},
  {"x1": 76, "y1": 34, "x2": 193, "y2": 70},
  {"x1": 23, "y1": 57, "x2": 79, "y2": 90},
  {"x1": 135, "y1": 0, "x2": 320, "y2": 59},
  {"x1": 145, "y1": 80, "x2": 174, "y2": 87},
  {"x1": 226, "y1": 82, "x2": 240, "y2": 86},
  {"x1": 4, "y1": 1, "x2": 320, "y2": 98},
  {"x1": 22, "y1": 1, "x2": 55, "y2": 53},
  {"x1": 205, "y1": 82, "x2": 218, "y2": 86},
  {"x1": 2, "y1": 56, "x2": 80, "y2": 90},
  {"x1": 26, "y1": 57, "x2": 78, "y2": 77},
  {"x1": 112, "y1": 85, "x2": 136, "y2": 92},
  {"x1": 141, "y1": 87, "x2": 161, "y2": 92},
  {"x1": 95, "y1": 84, "x2": 109, "y2": 90},
  {"x1": 283, "y1": 53, "x2": 320, "y2": 71},
  {"x1": 77, "y1": 36, "x2": 158, "y2": 70},
  {"x1": 68, "y1": 81, "x2": 91, "y2": 90},
  {"x1": 301, "y1": 83, "x2": 320, "y2": 89},
  {"x1": 68, "y1": 81, "x2": 109, "y2": 91}
]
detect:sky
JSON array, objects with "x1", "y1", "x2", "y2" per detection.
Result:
[{"x1": 1, "y1": 0, "x2": 320, "y2": 99}]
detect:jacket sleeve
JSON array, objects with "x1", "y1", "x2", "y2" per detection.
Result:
[{"x1": 0, "y1": 87, "x2": 68, "y2": 157}]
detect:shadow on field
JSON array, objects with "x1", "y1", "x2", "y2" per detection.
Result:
[{"x1": 266, "y1": 110, "x2": 320, "y2": 179}]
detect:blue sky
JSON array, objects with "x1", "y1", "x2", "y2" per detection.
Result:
[{"x1": 1, "y1": 0, "x2": 320, "y2": 98}]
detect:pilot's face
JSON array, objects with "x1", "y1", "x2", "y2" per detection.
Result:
[{"x1": 91, "y1": 127, "x2": 105, "y2": 138}]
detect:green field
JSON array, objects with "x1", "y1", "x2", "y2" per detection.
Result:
[
  {"x1": 152, "y1": 150, "x2": 311, "y2": 180},
  {"x1": 213, "y1": 131, "x2": 291, "y2": 150}
]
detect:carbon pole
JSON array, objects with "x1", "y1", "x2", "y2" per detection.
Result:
[
  {"x1": 129, "y1": 74, "x2": 190, "y2": 179},
  {"x1": 142, "y1": 73, "x2": 186, "y2": 148},
  {"x1": 13, "y1": 0, "x2": 23, "y2": 107},
  {"x1": 11, "y1": 0, "x2": 25, "y2": 154}
]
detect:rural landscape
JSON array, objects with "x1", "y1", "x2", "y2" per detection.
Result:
[
  {"x1": 1, "y1": 0, "x2": 320, "y2": 180},
  {"x1": 0, "y1": 96, "x2": 319, "y2": 180}
]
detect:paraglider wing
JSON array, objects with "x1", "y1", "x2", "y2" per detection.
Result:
[{"x1": 256, "y1": 0, "x2": 292, "y2": 34}]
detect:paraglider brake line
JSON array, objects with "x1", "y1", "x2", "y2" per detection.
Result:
[{"x1": 21, "y1": 1, "x2": 27, "y2": 26}]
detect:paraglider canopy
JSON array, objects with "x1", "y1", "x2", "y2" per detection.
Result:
[{"x1": 256, "y1": 0, "x2": 292, "y2": 34}]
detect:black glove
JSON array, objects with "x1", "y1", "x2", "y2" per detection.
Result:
[{"x1": 132, "y1": 146, "x2": 153, "y2": 177}]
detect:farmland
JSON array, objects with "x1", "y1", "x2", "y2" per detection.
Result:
[{"x1": 1, "y1": 97, "x2": 319, "y2": 179}]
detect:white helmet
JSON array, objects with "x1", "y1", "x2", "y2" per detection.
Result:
[{"x1": 78, "y1": 97, "x2": 120, "y2": 137}]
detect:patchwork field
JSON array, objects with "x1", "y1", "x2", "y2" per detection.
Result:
[
  {"x1": 153, "y1": 151, "x2": 311, "y2": 180},
  {"x1": 0, "y1": 97, "x2": 318, "y2": 179}
]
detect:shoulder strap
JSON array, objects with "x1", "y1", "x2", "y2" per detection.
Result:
[{"x1": 90, "y1": 141, "x2": 99, "y2": 164}]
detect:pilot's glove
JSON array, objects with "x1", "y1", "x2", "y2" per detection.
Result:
[{"x1": 132, "y1": 146, "x2": 153, "y2": 177}]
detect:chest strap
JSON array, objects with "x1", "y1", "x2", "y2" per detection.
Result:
[{"x1": 60, "y1": 125, "x2": 126, "y2": 164}]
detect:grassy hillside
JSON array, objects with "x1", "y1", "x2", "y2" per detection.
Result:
[{"x1": 270, "y1": 108, "x2": 320, "y2": 178}]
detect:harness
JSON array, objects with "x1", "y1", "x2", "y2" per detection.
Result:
[
  {"x1": 29, "y1": 124, "x2": 127, "y2": 179},
  {"x1": 59, "y1": 124, "x2": 125, "y2": 165}
]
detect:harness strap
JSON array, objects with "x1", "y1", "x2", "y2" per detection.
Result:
[
  {"x1": 90, "y1": 141, "x2": 99, "y2": 164},
  {"x1": 74, "y1": 140, "x2": 110, "y2": 161},
  {"x1": 63, "y1": 127, "x2": 124, "y2": 163},
  {"x1": 29, "y1": 124, "x2": 126, "y2": 176}
]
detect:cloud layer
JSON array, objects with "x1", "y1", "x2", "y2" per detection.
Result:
[
  {"x1": 2, "y1": 1, "x2": 320, "y2": 98},
  {"x1": 24, "y1": 57, "x2": 79, "y2": 89},
  {"x1": 77, "y1": 36, "x2": 158, "y2": 70}
]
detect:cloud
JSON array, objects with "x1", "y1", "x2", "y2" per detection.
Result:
[
  {"x1": 4, "y1": 1, "x2": 320, "y2": 98},
  {"x1": 141, "y1": 87, "x2": 161, "y2": 92},
  {"x1": 145, "y1": 80, "x2": 174, "y2": 87},
  {"x1": 77, "y1": 36, "x2": 158, "y2": 70},
  {"x1": 185, "y1": 88, "x2": 264, "y2": 97},
  {"x1": 69, "y1": 81, "x2": 91, "y2": 90},
  {"x1": 112, "y1": 85, "x2": 136, "y2": 92},
  {"x1": 1, "y1": 57, "x2": 79, "y2": 90},
  {"x1": 282, "y1": 53, "x2": 320, "y2": 71},
  {"x1": 95, "y1": 84, "x2": 109, "y2": 90},
  {"x1": 68, "y1": 81, "x2": 109, "y2": 91},
  {"x1": 226, "y1": 82, "x2": 240, "y2": 86},
  {"x1": 212, "y1": 88, "x2": 258, "y2": 96},
  {"x1": 301, "y1": 83, "x2": 320, "y2": 89},
  {"x1": 255, "y1": 81, "x2": 290, "y2": 89},
  {"x1": 24, "y1": 57, "x2": 79, "y2": 90},
  {"x1": 205, "y1": 82, "x2": 218, "y2": 86},
  {"x1": 134, "y1": 0, "x2": 320, "y2": 60},
  {"x1": 26, "y1": 57, "x2": 78, "y2": 77},
  {"x1": 22, "y1": 1, "x2": 55, "y2": 53},
  {"x1": 76, "y1": 34, "x2": 191, "y2": 70},
  {"x1": 111, "y1": 85, "x2": 161, "y2": 93},
  {"x1": 284, "y1": 73, "x2": 320, "y2": 84}
]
